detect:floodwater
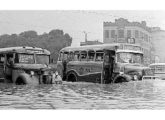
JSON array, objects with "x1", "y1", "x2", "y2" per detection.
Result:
[{"x1": 0, "y1": 80, "x2": 165, "y2": 109}]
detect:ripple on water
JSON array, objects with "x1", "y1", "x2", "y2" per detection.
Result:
[{"x1": 1, "y1": 80, "x2": 165, "y2": 109}]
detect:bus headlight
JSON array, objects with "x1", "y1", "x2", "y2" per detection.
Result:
[
  {"x1": 30, "y1": 71, "x2": 34, "y2": 76},
  {"x1": 133, "y1": 75, "x2": 138, "y2": 80}
]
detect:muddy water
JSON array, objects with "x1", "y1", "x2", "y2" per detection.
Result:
[{"x1": 0, "y1": 80, "x2": 165, "y2": 109}]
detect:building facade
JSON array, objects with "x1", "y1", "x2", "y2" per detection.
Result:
[
  {"x1": 151, "y1": 27, "x2": 165, "y2": 62},
  {"x1": 103, "y1": 18, "x2": 155, "y2": 65}
]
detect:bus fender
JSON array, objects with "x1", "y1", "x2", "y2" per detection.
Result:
[{"x1": 15, "y1": 73, "x2": 39, "y2": 85}]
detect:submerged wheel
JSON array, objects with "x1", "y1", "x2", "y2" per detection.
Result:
[
  {"x1": 15, "y1": 74, "x2": 39, "y2": 85},
  {"x1": 113, "y1": 75, "x2": 130, "y2": 83},
  {"x1": 66, "y1": 71, "x2": 78, "y2": 82}
]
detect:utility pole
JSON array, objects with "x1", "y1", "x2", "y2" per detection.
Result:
[{"x1": 83, "y1": 31, "x2": 90, "y2": 42}]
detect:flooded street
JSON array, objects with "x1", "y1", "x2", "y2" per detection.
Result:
[{"x1": 1, "y1": 80, "x2": 165, "y2": 109}]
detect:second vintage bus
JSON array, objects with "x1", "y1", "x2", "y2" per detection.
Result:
[{"x1": 57, "y1": 43, "x2": 153, "y2": 83}]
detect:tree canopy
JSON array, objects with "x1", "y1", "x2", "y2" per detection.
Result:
[{"x1": 0, "y1": 29, "x2": 72, "y2": 62}]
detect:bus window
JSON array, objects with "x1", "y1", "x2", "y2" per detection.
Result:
[
  {"x1": 74, "y1": 51, "x2": 80, "y2": 61},
  {"x1": 80, "y1": 51, "x2": 87, "y2": 61},
  {"x1": 63, "y1": 51, "x2": 69, "y2": 61},
  {"x1": 88, "y1": 50, "x2": 95, "y2": 61},
  {"x1": 0, "y1": 54, "x2": 5, "y2": 63},
  {"x1": 69, "y1": 52, "x2": 74, "y2": 61},
  {"x1": 6, "y1": 54, "x2": 14, "y2": 65},
  {"x1": 96, "y1": 51, "x2": 103, "y2": 61}
]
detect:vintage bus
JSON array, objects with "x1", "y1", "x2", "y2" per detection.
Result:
[
  {"x1": 149, "y1": 63, "x2": 165, "y2": 80},
  {"x1": 57, "y1": 43, "x2": 153, "y2": 83},
  {"x1": 0, "y1": 46, "x2": 56, "y2": 85}
]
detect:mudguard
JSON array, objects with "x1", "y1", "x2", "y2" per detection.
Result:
[{"x1": 16, "y1": 73, "x2": 39, "y2": 85}]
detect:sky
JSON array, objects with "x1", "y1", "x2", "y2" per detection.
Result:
[{"x1": 0, "y1": 10, "x2": 165, "y2": 46}]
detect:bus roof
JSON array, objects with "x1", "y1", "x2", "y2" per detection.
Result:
[
  {"x1": 60, "y1": 43, "x2": 120, "y2": 52},
  {"x1": 149, "y1": 63, "x2": 165, "y2": 66},
  {"x1": 0, "y1": 46, "x2": 50, "y2": 55},
  {"x1": 60, "y1": 43, "x2": 142, "y2": 52},
  {"x1": 117, "y1": 49, "x2": 143, "y2": 54}
]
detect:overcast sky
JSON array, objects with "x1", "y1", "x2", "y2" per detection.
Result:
[{"x1": 0, "y1": 10, "x2": 165, "y2": 46}]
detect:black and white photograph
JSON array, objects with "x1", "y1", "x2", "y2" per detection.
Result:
[{"x1": 1, "y1": 1, "x2": 165, "y2": 119}]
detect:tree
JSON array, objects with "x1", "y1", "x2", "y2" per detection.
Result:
[
  {"x1": 0, "y1": 29, "x2": 72, "y2": 62},
  {"x1": 19, "y1": 30, "x2": 38, "y2": 39}
]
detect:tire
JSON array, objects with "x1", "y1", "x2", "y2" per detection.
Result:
[
  {"x1": 16, "y1": 74, "x2": 39, "y2": 85},
  {"x1": 113, "y1": 75, "x2": 131, "y2": 83},
  {"x1": 66, "y1": 71, "x2": 78, "y2": 82}
]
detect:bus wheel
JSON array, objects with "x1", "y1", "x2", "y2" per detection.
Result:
[
  {"x1": 113, "y1": 75, "x2": 130, "y2": 83},
  {"x1": 15, "y1": 76, "x2": 26, "y2": 85},
  {"x1": 16, "y1": 74, "x2": 39, "y2": 85},
  {"x1": 67, "y1": 71, "x2": 78, "y2": 82}
]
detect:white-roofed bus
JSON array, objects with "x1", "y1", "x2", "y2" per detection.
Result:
[
  {"x1": 149, "y1": 63, "x2": 165, "y2": 80},
  {"x1": 57, "y1": 43, "x2": 153, "y2": 84},
  {"x1": 0, "y1": 46, "x2": 57, "y2": 85}
]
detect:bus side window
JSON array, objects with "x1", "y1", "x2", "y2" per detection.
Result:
[
  {"x1": 80, "y1": 51, "x2": 87, "y2": 61},
  {"x1": 88, "y1": 50, "x2": 95, "y2": 61},
  {"x1": 74, "y1": 51, "x2": 80, "y2": 61},
  {"x1": 0, "y1": 54, "x2": 5, "y2": 63},
  {"x1": 6, "y1": 54, "x2": 14, "y2": 66},
  {"x1": 95, "y1": 51, "x2": 103, "y2": 61},
  {"x1": 63, "y1": 52, "x2": 69, "y2": 61},
  {"x1": 69, "y1": 52, "x2": 74, "y2": 61}
]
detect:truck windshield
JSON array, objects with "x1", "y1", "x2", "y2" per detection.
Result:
[
  {"x1": 117, "y1": 52, "x2": 143, "y2": 64},
  {"x1": 16, "y1": 54, "x2": 35, "y2": 64},
  {"x1": 36, "y1": 54, "x2": 50, "y2": 64}
]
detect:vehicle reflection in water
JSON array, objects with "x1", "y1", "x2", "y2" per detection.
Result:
[{"x1": 1, "y1": 80, "x2": 165, "y2": 109}]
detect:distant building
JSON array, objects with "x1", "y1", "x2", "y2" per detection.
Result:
[
  {"x1": 103, "y1": 18, "x2": 155, "y2": 65},
  {"x1": 80, "y1": 40, "x2": 103, "y2": 46},
  {"x1": 151, "y1": 28, "x2": 165, "y2": 62}
]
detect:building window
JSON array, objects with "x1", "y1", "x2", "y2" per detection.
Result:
[
  {"x1": 135, "y1": 30, "x2": 139, "y2": 38},
  {"x1": 127, "y1": 30, "x2": 131, "y2": 38},
  {"x1": 146, "y1": 35, "x2": 148, "y2": 42},
  {"x1": 118, "y1": 29, "x2": 124, "y2": 38},
  {"x1": 104, "y1": 30, "x2": 109, "y2": 38},
  {"x1": 111, "y1": 30, "x2": 115, "y2": 38},
  {"x1": 144, "y1": 34, "x2": 148, "y2": 42},
  {"x1": 140, "y1": 32, "x2": 143, "y2": 39}
]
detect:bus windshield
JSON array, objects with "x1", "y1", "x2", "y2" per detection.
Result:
[
  {"x1": 36, "y1": 54, "x2": 50, "y2": 64},
  {"x1": 117, "y1": 52, "x2": 142, "y2": 64},
  {"x1": 15, "y1": 54, "x2": 50, "y2": 64},
  {"x1": 16, "y1": 54, "x2": 35, "y2": 64}
]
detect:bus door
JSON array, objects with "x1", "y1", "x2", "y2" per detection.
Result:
[
  {"x1": 5, "y1": 53, "x2": 14, "y2": 81},
  {"x1": 0, "y1": 54, "x2": 5, "y2": 81},
  {"x1": 102, "y1": 50, "x2": 115, "y2": 84},
  {"x1": 62, "y1": 51, "x2": 69, "y2": 80}
]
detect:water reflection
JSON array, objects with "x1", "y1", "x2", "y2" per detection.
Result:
[{"x1": 0, "y1": 80, "x2": 165, "y2": 109}]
